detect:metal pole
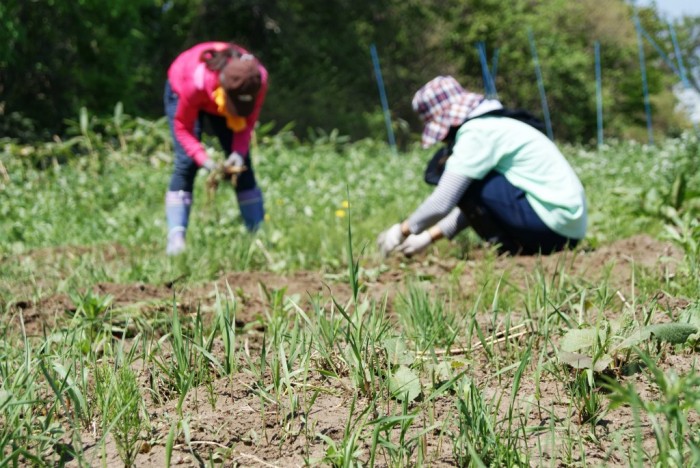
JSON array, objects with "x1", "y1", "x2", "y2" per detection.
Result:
[
  {"x1": 476, "y1": 42, "x2": 497, "y2": 98},
  {"x1": 527, "y1": 29, "x2": 554, "y2": 140},
  {"x1": 369, "y1": 44, "x2": 397, "y2": 155},
  {"x1": 491, "y1": 48, "x2": 500, "y2": 87},
  {"x1": 640, "y1": 28, "x2": 680, "y2": 76},
  {"x1": 668, "y1": 21, "x2": 689, "y2": 85},
  {"x1": 668, "y1": 21, "x2": 699, "y2": 133},
  {"x1": 595, "y1": 41, "x2": 603, "y2": 149}
]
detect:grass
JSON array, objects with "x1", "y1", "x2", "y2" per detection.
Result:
[{"x1": 0, "y1": 111, "x2": 699, "y2": 465}]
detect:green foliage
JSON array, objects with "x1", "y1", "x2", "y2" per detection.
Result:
[
  {"x1": 675, "y1": 16, "x2": 700, "y2": 93},
  {"x1": 452, "y1": 378, "x2": 528, "y2": 466},
  {"x1": 368, "y1": 397, "x2": 433, "y2": 466},
  {"x1": 68, "y1": 289, "x2": 114, "y2": 352},
  {"x1": 558, "y1": 319, "x2": 698, "y2": 372},
  {"x1": 605, "y1": 353, "x2": 700, "y2": 466},
  {"x1": 565, "y1": 370, "x2": 605, "y2": 426},
  {"x1": 0, "y1": 0, "x2": 165, "y2": 139},
  {"x1": 0, "y1": 329, "x2": 66, "y2": 465},
  {"x1": 395, "y1": 284, "x2": 459, "y2": 351},
  {"x1": 679, "y1": 303, "x2": 700, "y2": 343},
  {"x1": 316, "y1": 397, "x2": 369, "y2": 468},
  {"x1": 0, "y1": 0, "x2": 696, "y2": 142},
  {"x1": 1, "y1": 117, "x2": 700, "y2": 465},
  {"x1": 150, "y1": 306, "x2": 225, "y2": 411},
  {"x1": 2, "y1": 111, "x2": 699, "y2": 292},
  {"x1": 95, "y1": 363, "x2": 148, "y2": 467},
  {"x1": 388, "y1": 365, "x2": 421, "y2": 402}
]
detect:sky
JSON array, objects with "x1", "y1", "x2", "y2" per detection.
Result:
[{"x1": 634, "y1": 0, "x2": 700, "y2": 20}]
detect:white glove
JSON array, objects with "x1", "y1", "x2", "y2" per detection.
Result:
[
  {"x1": 397, "y1": 231, "x2": 432, "y2": 257},
  {"x1": 377, "y1": 223, "x2": 406, "y2": 257},
  {"x1": 225, "y1": 151, "x2": 245, "y2": 168},
  {"x1": 202, "y1": 158, "x2": 218, "y2": 172}
]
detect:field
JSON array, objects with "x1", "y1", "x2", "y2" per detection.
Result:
[{"x1": 1, "y1": 114, "x2": 700, "y2": 467}]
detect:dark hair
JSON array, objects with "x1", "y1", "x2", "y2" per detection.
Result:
[{"x1": 199, "y1": 43, "x2": 242, "y2": 71}]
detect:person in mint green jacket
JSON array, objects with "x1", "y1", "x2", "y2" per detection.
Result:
[{"x1": 377, "y1": 75, "x2": 587, "y2": 257}]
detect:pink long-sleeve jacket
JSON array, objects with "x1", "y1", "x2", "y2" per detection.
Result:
[{"x1": 167, "y1": 42, "x2": 269, "y2": 166}]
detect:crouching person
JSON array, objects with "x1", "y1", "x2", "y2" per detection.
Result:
[{"x1": 378, "y1": 76, "x2": 586, "y2": 257}]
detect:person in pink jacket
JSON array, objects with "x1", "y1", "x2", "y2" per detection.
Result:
[{"x1": 164, "y1": 41, "x2": 269, "y2": 255}]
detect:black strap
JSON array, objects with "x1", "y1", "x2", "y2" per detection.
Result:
[{"x1": 474, "y1": 108, "x2": 547, "y2": 135}]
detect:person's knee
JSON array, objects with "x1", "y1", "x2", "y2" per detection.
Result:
[{"x1": 169, "y1": 167, "x2": 197, "y2": 192}]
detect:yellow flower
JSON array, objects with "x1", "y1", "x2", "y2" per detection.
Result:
[
  {"x1": 265, "y1": 213, "x2": 271, "y2": 221},
  {"x1": 341, "y1": 200, "x2": 350, "y2": 208},
  {"x1": 335, "y1": 209, "x2": 346, "y2": 218}
]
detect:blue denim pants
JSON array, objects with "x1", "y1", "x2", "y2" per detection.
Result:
[
  {"x1": 164, "y1": 80, "x2": 258, "y2": 193},
  {"x1": 459, "y1": 171, "x2": 578, "y2": 255}
]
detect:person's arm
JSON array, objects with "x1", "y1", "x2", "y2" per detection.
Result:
[
  {"x1": 437, "y1": 207, "x2": 469, "y2": 239},
  {"x1": 173, "y1": 94, "x2": 210, "y2": 167},
  {"x1": 403, "y1": 171, "x2": 472, "y2": 234},
  {"x1": 377, "y1": 171, "x2": 471, "y2": 256}
]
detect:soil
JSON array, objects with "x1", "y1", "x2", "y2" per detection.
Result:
[{"x1": 6, "y1": 234, "x2": 699, "y2": 467}]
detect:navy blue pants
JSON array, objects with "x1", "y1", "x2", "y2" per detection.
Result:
[
  {"x1": 459, "y1": 171, "x2": 578, "y2": 255},
  {"x1": 164, "y1": 80, "x2": 258, "y2": 193}
]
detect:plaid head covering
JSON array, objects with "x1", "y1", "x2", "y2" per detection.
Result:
[{"x1": 412, "y1": 76, "x2": 484, "y2": 148}]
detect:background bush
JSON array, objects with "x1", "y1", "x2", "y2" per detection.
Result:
[{"x1": 1, "y1": 0, "x2": 698, "y2": 144}]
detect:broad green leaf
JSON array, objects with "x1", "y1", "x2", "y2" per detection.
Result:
[
  {"x1": 426, "y1": 361, "x2": 452, "y2": 383},
  {"x1": 609, "y1": 318, "x2": 625, "y2": 335},
  {"x1": 560, "y1": 328, "x2": 602, "y2": 352},
  {"x1": 614, "y1": 328, "x2": 650, "y2": 351},
  {"x1": 614, "y1": 322, "x2": 698, "y2": 351},
  {"x1": 559, "y1": 351, "x2": 613, "y2": 373},
  {"x1": 383, "y1": 337, "x2": 415, "y2": 366},
  {"x1": 389, "y1": 365, "x2": 421, "y2": 402},
  {"x1": 643, "y1": 187, "x2": 661, "y2": 213},
  {"x1": 679, "y1": 305, "x2": 700, "y2": 341},
  {"x1": 670, "y1": 173, "x2": 685, "y2": 210},
  {"x1": 646, "y1": 323, "x2": 698, "y2": 344},
  {"x1": 659, "y1": 205, "x2": 681, "y2": 223}
]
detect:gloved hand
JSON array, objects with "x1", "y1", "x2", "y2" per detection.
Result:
[
  {"x1": 202, "y1": 158, "x2": 218, "y2": 172},
  {"x1": 225, "y1": 152, "x2": 245, "y2": 169},
  {"x1": 222, "y1": 152, "x2": 247, "y2": 188},
  {"x1": 377, "y1": 223, "x2": 406, "y2": 257},
  {"x1": 397, "y1": 231, "x2": 432, "y2": 257}
]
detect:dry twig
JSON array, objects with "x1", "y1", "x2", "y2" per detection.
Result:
[
  {"x1": 234, "y1": 451, "x2": 281, "y2": 468},
  {"x1": 416, "y1": 322, "x2": 532, "y2": 359}
]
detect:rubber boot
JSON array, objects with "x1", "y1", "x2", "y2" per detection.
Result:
[
  {"x1": 237, "y1": 187, "x2": 265, "y2": 232},
  {"x1": 165, "y1": 191, "x2": 192, "y2": 255}
]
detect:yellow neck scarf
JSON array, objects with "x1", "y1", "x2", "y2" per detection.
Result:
[{"x1": 212, "y1": 87, "x2": 247, "y2": 132}]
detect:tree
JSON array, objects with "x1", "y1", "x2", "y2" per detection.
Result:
[{"x1": 0, "y1": 0, "x2": 694, "y2": 143}]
